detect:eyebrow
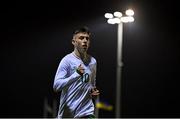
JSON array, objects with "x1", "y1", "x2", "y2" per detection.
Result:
[{"x1": 79, "y1": 36, "x2": 89, "y2": 38}]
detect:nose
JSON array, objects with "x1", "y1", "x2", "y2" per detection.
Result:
[{"x1": 83, "y1": 37, "x2": 88, "y2": 42}]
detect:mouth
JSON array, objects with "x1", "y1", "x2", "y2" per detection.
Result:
[{"x1": 82, "y1": 45, "x2": 87, "y2": 48}]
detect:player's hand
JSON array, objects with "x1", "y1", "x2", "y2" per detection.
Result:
[
  {"x1": 90, "y1": 87, "x2": 100, "y2": 98},
  {"x1": 76, "y1": 64, "x2": 85, "y2": 75}
]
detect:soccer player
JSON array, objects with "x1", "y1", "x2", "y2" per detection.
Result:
[{"x1": 53, "y1": 26, "x2": 100, "y2": 118}]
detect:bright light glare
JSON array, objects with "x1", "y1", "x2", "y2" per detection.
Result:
[
  {"x1": 121, "y1": 17, "x2": 129, "y2": 23},
  {"x1": 114, "y1": 12, "x2": 122, "y2": 18},
  {"x1": 125, "y1": 9, "x2": 134, "y2": 16},
  {"x1": 121, "y1": 16, "x2": 134, "y2": 23},
  {"x1": 105, "y1": 13, "x2": 113, "y2": 19},
  {"x1": 113, "y1": 18, "x2": 121, "y2": 23},
  {"x1": 127, "y1": 16, "x2": 134, "y2": 22},
  {"x1": 107, "y1": 18, "x2": 115, "y2": 24},
  {"x1": 107, "y1": 18, "x2": 121, "y2": 24}
]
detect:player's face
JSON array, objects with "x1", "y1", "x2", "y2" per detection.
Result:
[{"x1": 73, "y1": 32, "x2": 90, "y2": 53}]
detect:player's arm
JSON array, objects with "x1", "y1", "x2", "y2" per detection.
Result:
[
  {"x1": 90, "y1": 61, "x2": 100, "y2": 98},
  {"x1": 53, "y1": 58, "x2": 82, "y2": 92}
]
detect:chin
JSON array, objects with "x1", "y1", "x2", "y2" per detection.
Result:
[{"x1": 82, "y1": 49, "x2": 88, "y2": 52}]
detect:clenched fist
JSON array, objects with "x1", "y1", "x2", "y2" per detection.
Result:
[
  {"x1": 90, "y1": 87, "x2": 100, "y2": 98},
  {"x1": 76, "y1": 64, "x2": 85, "y2": 75}
]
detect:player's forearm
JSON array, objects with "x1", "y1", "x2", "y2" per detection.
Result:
[{"x1": 53, "y1": 71, "x2": 81, "y2": 92}]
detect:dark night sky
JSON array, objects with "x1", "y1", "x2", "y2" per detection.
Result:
[{"x1": 1, "y1": 0, "x2": 180, "y2": 118}]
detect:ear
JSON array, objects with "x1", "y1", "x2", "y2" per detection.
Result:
[{"x1": 72, "y1": 39, "x2": 75, "y2": 45}]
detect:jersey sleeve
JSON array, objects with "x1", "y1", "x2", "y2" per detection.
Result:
[
  {"x1": 53, "y1": 57, "x2": 81, "y2": 92},
  {"x1": 92, "y1": 58, "x2": 97, "y2": 87}
]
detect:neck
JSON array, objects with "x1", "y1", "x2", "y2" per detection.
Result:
[
  {"x1": 73, "y1": 48, "x2": 87, "y2": 59},
  {"x1": 73, "y1": 48, "x2": 91, "y2": 66}
]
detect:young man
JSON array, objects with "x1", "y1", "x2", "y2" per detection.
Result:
[{"x1": 53, "y1": 26, "x2": 100, "y2": 118}]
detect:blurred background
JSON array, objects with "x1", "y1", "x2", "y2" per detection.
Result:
[{"x1": 2, "y1": 0, "x2": 180, "y2": 118}]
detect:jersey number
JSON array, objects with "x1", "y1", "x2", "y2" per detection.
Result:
[{"x1": 80, "y1": 73, "x2": 89, "y2": 83}]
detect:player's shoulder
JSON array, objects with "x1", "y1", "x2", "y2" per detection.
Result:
[
  {"x1": 60, "y1": 53, "x2": 74, "y2": 62},
  {"x1": 63, "y1": 53, "x2": 73, "y2": 59},
  {"x1": 90, "y1": 55, "x2": 97, "y2": 64}
]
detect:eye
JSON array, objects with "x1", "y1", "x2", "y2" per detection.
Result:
[
  {"x1": 78, "y1": 36, "x2": 90, "y2": 41},
  {"x1": 85, "y1": 37, "x2": 89, "y2": 41},
  {"x1": 79, "y1": 36, "x2": 84, "y2": 40}
]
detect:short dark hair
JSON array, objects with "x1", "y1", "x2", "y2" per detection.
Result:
[{"x1": 73, "y1": 26, "x2": 91, "y2": 36}]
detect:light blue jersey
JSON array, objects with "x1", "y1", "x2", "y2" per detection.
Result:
[{"x1": 53, "y1": 52, "x2": 97, "y2": 118}]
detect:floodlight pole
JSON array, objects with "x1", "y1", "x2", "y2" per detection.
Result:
[
  {"x1": 116, "y1": 22, "x2": 123, "y2": 118},
  {"x1": 104, "y1": 9, "x2": 134, "y2": 118}
]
